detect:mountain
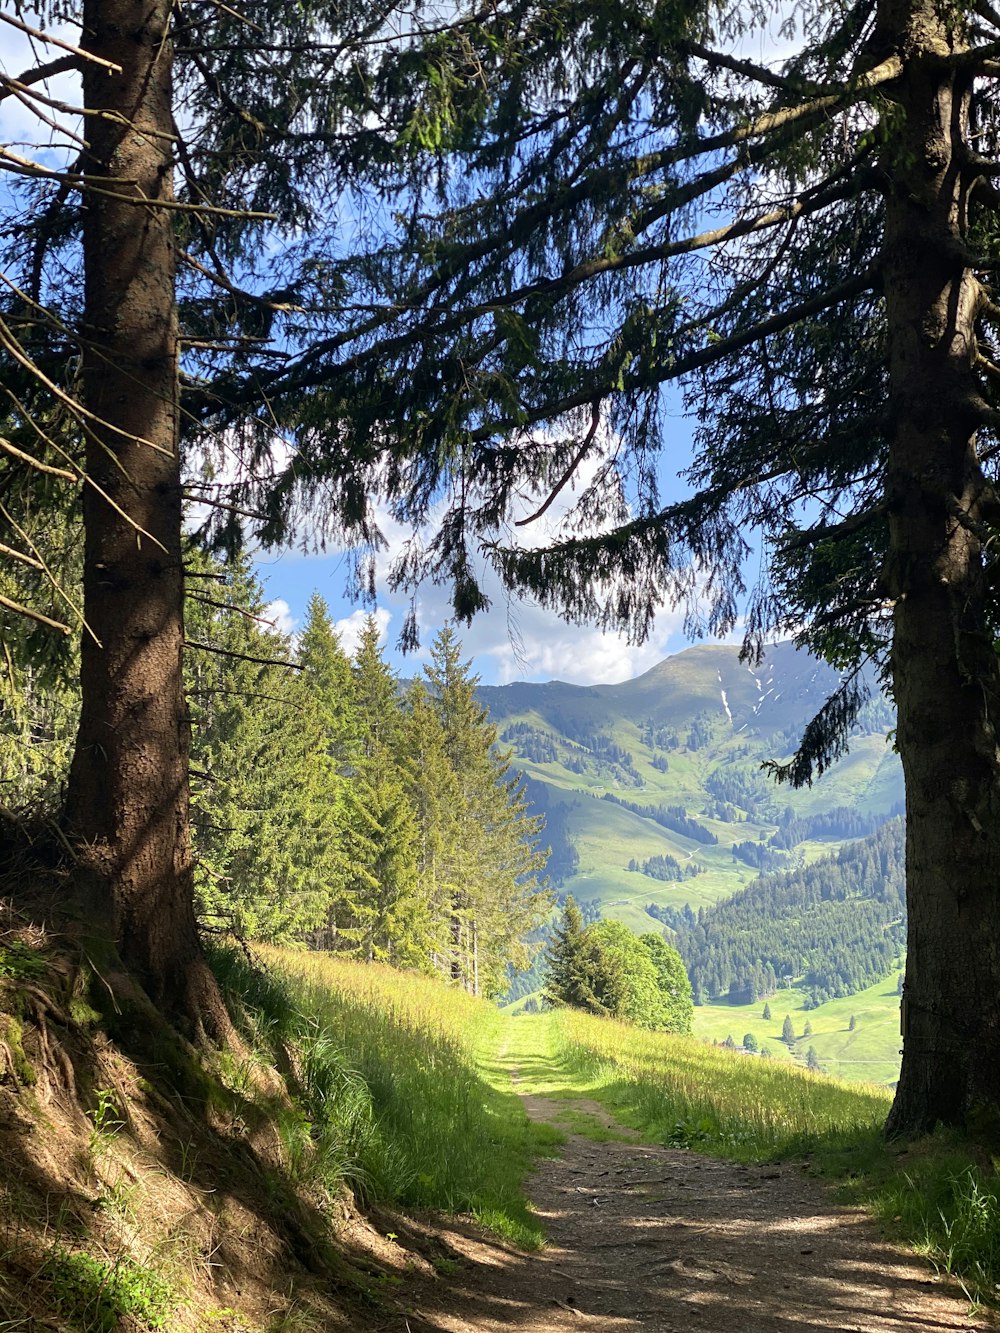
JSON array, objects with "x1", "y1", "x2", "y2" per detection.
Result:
[{"x1": 479, "y1": 641, "x2": 902, "y2": 936}]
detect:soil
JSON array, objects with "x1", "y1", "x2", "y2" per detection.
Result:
[{"x1": 398, "y1": 1085, "x2": 997, "y2": 1333}]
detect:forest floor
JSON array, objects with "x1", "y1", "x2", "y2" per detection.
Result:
[{"x1": 396, "y1": 1054, "x2": 996, "y2": 1333}]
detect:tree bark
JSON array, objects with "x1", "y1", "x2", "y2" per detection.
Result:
[
  {"x1": 65, "y1": 0, "x2": 224, "y2": 1034},
  {"x1": 881, "y1": 0, "x2": 1000, "y2": 1133}
]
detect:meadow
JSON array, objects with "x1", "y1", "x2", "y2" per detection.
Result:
[
  {"x1": 215, "y1": 949, "x2": 1000, "y2": 1309},
  {"x1": 220, "y1": 946, "x2": 563, "y2": 1247},
  {"x1": 692, "y1": 974, "x2": 904, "y2": 1086}
]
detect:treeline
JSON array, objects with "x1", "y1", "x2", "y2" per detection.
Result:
[
  {"x1": 670, "y1": 820, "x2": 906, "y2": 1006},
  {"x1": 627, "y1": 854, "x2": 702, "y2": 881},
  {"x1": 500, "y1": 723, "x2": 558, "y2": 764},
  {"x1": 3, "y1": 552, "x2": 550, "y2": 997},
  {"x1": 602, "y1": 793, "x2": 719, "y2": 844},
  {"x1": 768, "y1": 802, "x2": 903, "y2": 849}
]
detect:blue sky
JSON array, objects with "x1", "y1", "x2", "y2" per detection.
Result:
[{"x1": 253, "y1": 404, "x2": 751, "y2": 688}]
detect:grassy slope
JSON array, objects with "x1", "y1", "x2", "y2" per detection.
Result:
[
  {"x1": 253, "y1": 947, "x2": 563, "y2": 1247},
  {"x1": 487, "y1": 642, "x2": 903, "y2": 920},
  {"x1": 692, "y1": 974, "x2": 903, "y2": 1087}
]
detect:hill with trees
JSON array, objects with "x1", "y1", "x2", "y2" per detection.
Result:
[
  {"x1": 663, "y1": 819, "x2": 906, "y2": 1007},
  {"x1": 479, "y1": 641, "x2": 902, "y2": 934}
]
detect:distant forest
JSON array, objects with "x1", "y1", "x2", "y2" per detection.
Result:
[{"x1": 652, "y1": 820, "x2": 906, "y2": 1007}]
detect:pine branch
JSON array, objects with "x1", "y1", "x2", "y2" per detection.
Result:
[
  {"x1": 468, "y1": 267, "x2": 879, "y2": 442},
  {"x1": 185, "y1": 639, "x2": 304, "y2": 670}
]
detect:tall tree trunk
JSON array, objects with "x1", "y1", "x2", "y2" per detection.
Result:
[
  {"x1": 65, "y1": 0, "x2": 223, "y2": 1034},
  {"x1": 881, "y1": 0, "x2": 1000, "y2": 1133}
]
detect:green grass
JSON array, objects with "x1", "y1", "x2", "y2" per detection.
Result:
[
  {"x1": 218, "y1": 947, "x2": 562, "y2": 1249},
  {"x1": 530, "y1": 1009, "x2": 890, "y2": 1160},
  {"x1": 516, "y1": 1005, "x2": 1000, "y2": 1307},
  {"x1": 692, "y1": 974, "x2": 903, "y2": 1086}
]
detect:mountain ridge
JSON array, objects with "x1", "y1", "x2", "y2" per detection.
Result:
[{"x1": 478, "y1": 640, "x2": 901, "y2": 933}]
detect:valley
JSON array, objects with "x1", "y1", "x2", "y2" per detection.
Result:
[{"x1": 489, "y1": 640, "x2": 906, "y2": 1086}]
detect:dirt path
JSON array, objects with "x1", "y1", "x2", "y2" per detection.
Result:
[{"x1": 400, "y1": 1082, "x2": 994, "y2": 1332}]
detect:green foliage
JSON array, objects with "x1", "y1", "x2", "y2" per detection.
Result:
[
  {"x1": 544, "y1": 896, "x2": 591, "y2": 1010},
  {"x1": 41, "y1": 1247, "x2": 175, "y2": 1332},
  {"x1": 0, "y1": 941, "x2": 47, "y2": 981},
  {"x1": 580, "y1": 920, "x2": 664, "y2": 1027},
  {"x1": 639, "y1": 934, "x2": 694, "y2": 1035},
  {"x1": 743, "y1": 1032, "x2": 758, "y2": 1053},
  {"x1": 782, "y1": 1014, "x2": 795, "y2": 1044},
  {"x1": 187, "y1": 552, "x2": 342, "y2": 942},
  {"x1": 545, "y1": 904, "x2": 694, "y2": 1032},
  {"x1": 419, "y1": 626, "x2": 550, "y2": 994}
]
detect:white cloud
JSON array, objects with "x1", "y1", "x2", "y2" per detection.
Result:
[
  {"x1": 335, "y1": 605, "x2": 392, "y2": 656},
  {"x1": 264, "y1": 598, "x2": 296, "y2": 637}
]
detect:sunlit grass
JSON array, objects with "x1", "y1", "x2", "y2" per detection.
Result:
[
  {"x1": 531, "y1": 1008, "x2": 890, "y2": 1159},
  {"x1": 247, "y1": 948, "x2": 563, "y2": 1248}
]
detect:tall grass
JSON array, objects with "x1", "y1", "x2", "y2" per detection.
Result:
[
  {"x1": 545, "y1": 1007, "x2": 890, "y2": 1158},
  {"x1": 544, "y1": 1006, "x2": 1000, "y2": 1306},
  {"x1": 211, "y1": 947, "x2": 559, "y2": 1247}
]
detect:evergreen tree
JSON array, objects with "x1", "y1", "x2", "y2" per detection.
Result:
[
  {"x1": 296, "y1": 595, "x2": 360, "y2": 948},
  {"x1": 340, "y1": 621, "x2": 427, "y2": 965},
  {"x1": 849, "y1": 1014, "x2": 857, "y2": 1031},
  {"x1": 762, "y1": 1002, "x2": 772, "y2": 1021},
  {"x1": 743, "y1": 1033, "x2": 758, "y2": 1053},
  {"x1": 0, "y1": 0, "x2": 431, "y2": 1025},
  {"x1": 186, "y1": 553, "x2": 338, "y2": 941},
  {"x1": 782, "y1": 1015, "x2": 796, "y2": 1045},
  {"x1": 423, "y1": 627, "x2": 549, "y2": 995},
  {"x1": 544, "y1": 896, "x2": 592, "y2": 1010},
  {"x1": 803, "y1": 1021, "x2": 813, "y2": 1038},
  {"x1": 400, "y1": 680, "x2": 464, "y2": 969},
  {"x1": 807, "y1": 1047, "x2": 822, "y2": 1072},
  {"x1": 242, "y1": 0, "x2": 1000, "y2": 1135}
]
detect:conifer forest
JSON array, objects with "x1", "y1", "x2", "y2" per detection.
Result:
[{"x1": 5, "y1": 0, "x2": 1000, "y2": 1144}]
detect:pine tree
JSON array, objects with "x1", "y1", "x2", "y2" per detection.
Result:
[
  {"x1": 296, "y1": 594, "x2": 359, "y2": 948},
  {"x1": 544, "y1": 897, "x2": 591, "y2": 1010},
  {"x1": 782, "y1": 1015, "x2": 796, "y2": 1045},
  {"x1": 0, "y1": 0, "x2": 413, "y2": 1026},
  {"x1": 762, "y1": 1002, "x2": 772, "y2": 1022},
  {"x1": 849, "y1": 1014, "x2": 857, "y2": 1032},
  {"x1": 186, "y1": 553, "x2": 338, "y2": 941},
  {"x1": 423, "y1": 627, "x2": 549, "y2": 995},
  {"x1": 340, "y1": 621, "x2": 427, "y2": 965},
  {"x1": 400, "y1": 680, "x2": 463, "y2": 969},
  {"x1": 807, "y1": 1047, "x2": 821, "y2": 1071},
  {"x1": 247, "y1": 0, "x2": 1000, "y2": 1135}
]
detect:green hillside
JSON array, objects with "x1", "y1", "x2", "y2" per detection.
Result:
[
  {"x1": 482, "y1": 641, "x2": 901, "y2": 927},
  {"x1": 692, "y1": 973, "x2": 903, "y2": 1087}
]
